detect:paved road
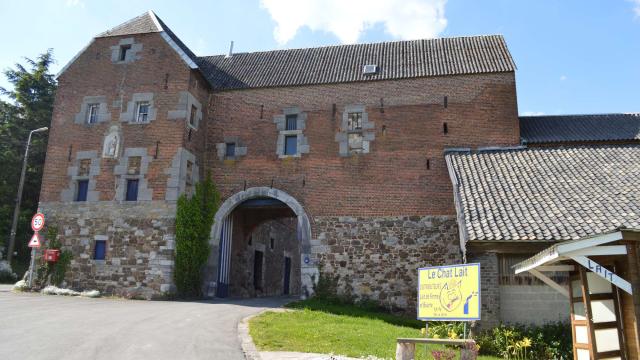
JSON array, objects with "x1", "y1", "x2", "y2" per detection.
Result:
[{"x1": 0, "y1": 285, "x2": 291, "y2": 360}]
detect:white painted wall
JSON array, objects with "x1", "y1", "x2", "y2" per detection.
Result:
[{"x1": 500, "y1": 285, "x2": 570, "y2": 325}]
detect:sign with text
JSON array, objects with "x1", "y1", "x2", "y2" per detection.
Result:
[{"x1": 418, "y1": 263, "x2": 480, "y2": 321}]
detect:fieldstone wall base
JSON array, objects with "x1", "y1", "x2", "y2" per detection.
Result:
[
  {"x1": 39, "y1": 201, "x2": 177, "y2": 298},
  {"x1": 312, "y1": 215, "x2": 461, "y2": 313}
]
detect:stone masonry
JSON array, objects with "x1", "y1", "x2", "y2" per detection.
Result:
[{"x1": 39, "y1": 201, "x2": 176, "y2": 299}]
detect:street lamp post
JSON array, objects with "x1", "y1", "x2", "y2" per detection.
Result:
[{"x1": 6, "y1": 127, "x2": 48, "y2": 266}]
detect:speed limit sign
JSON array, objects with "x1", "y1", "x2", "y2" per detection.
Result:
[{"x1": 31, "y1": 213, "x2": 45, "y2": 232}]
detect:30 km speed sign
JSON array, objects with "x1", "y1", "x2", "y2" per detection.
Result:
[{"x1": 31, "y1": 213, "x2": 45, "y2": 232}]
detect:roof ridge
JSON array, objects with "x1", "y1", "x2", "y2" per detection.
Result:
[
  {"x1": 197, "y1": 34, "x2": 507, "y2": 59},
  {"x1": 96, "y1": 10, "x2": 162, "y2": 38},
  {"x1": 520, "y1": 112, "x2": 640, "y2": 118}
]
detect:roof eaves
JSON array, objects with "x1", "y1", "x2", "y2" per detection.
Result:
[{"x1": 159, "y1": 32, "x2": 198, "y2": 69}]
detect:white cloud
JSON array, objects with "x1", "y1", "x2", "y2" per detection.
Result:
[
  {"x1": 560, "y1": 75, "x2": 567, "y2": 81},
  {"x1": 522, "y1": 111, "x2": 545, "y2": 116},
  {"x1": 65, "y1": 0, "x2": 85, "y2": 7},
  {"x1": 630, "y1": 0, "x2": 640, "y2": 18},
  {"x1": 260, "y1": 0, "x2": 448, "y2": 45}
]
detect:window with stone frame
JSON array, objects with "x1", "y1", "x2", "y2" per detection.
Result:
[
  {"x1": 347, "y1": 112, "x2": 364, "y2": 153},
  {"x1": 284, "y1": 135, "x2": 297, "y2": 155},
  {"x1": 135, "y1": 101, "x2": 150, "y2": 123},
  {"x1": 127, "y1": 156, "x2": 141, "y2": 175},
  {"x1": 225, "y1": 143, "x2": 236, "y2": 158},
  {"x1": 86, "y1": 104, "x2": 99, "y2": 124},
  {"x1": 185, "y1": 160, "x2": 194, "y2": 195},
  {"x1": 189, "y1": 104, "x2": 198, "y2": 129},
  {"x1": 119, "y1": 44, "x2": 131, "y2": 62},
  {"x1": 285, "y1": 114, "x2": 298, "y2": 130}
]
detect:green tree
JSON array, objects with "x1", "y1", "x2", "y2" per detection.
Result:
[
  {"x1": 174, "y1": 174, "x2": 220, "y2": 297},
  {"x1": 0, "y1": 49, "x2": 56, "y2": 271}
]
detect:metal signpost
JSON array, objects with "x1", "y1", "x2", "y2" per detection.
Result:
[
  {"x1": 417, "y1": 263, "x2": 481, "y2": 339},
  {"x1": 27, "y1": 213, "x2": 45, "y2": 287}
]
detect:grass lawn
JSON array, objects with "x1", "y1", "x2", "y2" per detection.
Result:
[{"x1": 249, "y1": 298, "x2": 501, "y2": 360}]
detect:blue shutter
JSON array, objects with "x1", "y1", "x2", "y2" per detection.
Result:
[
  {"x1": 76, "y1": 180, "x2": 88, "y2": 202},
  {"x1": 284, "y1": 135, "x2": 297, "y2": 155},
  {"x1": 94, "y1": 240, "x2": 106, "y2": 260},
  {"x1": 126, "y1": 179, "x2": 139, "y2": 201}
]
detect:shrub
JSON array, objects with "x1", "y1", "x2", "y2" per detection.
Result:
[
  {"x1": 475, "y1": 322, "x2": 572, "y2": 360},
  {"x1": 174, "y1": 174, "x2": 219, "y2": 298}
]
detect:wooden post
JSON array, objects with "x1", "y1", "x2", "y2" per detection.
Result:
[{"x1": 395, "y1": 342, "x2": 415, "y2": 360}]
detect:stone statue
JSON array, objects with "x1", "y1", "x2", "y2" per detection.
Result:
[{"x1": 103, "y1": 127, "x2": 121, "y2": 158}]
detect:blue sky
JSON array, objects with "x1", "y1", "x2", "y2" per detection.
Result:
[{"x1": 1, "y1": 0, "x2": 638, "y2": 115}]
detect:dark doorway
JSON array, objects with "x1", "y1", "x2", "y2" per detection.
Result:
[
  {"x1": 283, "y1": 256, "x2": 291, "y2": 295},
  {"x1": 253, "y1": 250, "x2": 263, "y2": 291}
]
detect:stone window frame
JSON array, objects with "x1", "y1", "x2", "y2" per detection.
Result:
[
  {"x1": 113, "y1": 148, "x2": 153, "y2": 202},
  {"x1": 274, "y1": 107, "x2": 309, "y2": 159},
  {"x1": 216, "y1": 136, "x2": 247, "y2": 161},
  {"x1": 120, "y1": 93, "x2": 157, "y2": 124},
  {"x1": 335, "y1": 104, "x2": 375, "y2": 157},
  {"x1": 74, "y1": 96, "x2": 110, "y2": 125},
  {"x1": 167, "y1": 91, "x2": 202, "y2": 130},
  {"x1": 165, "y1": 148, "x2": 200, "y2": 201},
  {"x1": 110, "y1": 37, "x2": 143, "y2": 64},
  {"x1": 61, "y1": 151, "x2": 101, "y2": 202}
]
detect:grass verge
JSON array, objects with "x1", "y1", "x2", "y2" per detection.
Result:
[{"x1": 249, "y1": 298, "x2": 501, "y2": 360}]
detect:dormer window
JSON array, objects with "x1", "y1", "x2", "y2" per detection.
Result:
[
  {"x1": 86, "y1": 104, "x2": 99, "y2": 124},
  {"x1": 135, "y1": 102, "x2": 150, "y2": 123},
  {"x1": 119, "y1": 44, "x2": 131, "y2": 62}
]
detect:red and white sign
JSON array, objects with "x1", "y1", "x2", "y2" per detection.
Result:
[
  {"x1": 28, "y1": 233, "x2": 41, "y2": 248},
  {"x1": 31, "y1": 213, "x2": 45, "y2": 232}
]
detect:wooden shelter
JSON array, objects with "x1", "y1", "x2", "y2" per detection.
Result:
[{"x1": 514, "y1": 229, "x2": 640, "y2": 360}]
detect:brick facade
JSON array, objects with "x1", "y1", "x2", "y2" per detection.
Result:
[{"x1": 38, "y1": 17, "x2": 522, "y2": 319}]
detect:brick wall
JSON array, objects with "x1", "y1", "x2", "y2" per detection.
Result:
[
  {"x1": 468, "y1": 251, "x2": 501, "y2": 329},
  {"x1": 207, "y1": 72, "x2": 520, "y2": 218},
  {"x1": 40, "y1": 32, "x2": 204, "y2": 202}
]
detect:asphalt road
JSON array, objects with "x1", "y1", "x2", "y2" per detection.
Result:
[{"x1": 0, "y1": 285, "x2": 291, "y2": 360}]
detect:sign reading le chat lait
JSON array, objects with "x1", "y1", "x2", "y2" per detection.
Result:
[{"x1": 418, "y1": 263, "x2": 480, "y2": 321}]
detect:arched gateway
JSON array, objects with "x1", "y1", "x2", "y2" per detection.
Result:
[{"x1": 203, "y1": 187, "x2": 317, "y2": 299}]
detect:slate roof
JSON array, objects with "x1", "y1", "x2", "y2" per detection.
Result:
[
  {"x1": 196, "y1": 35, "x2": 516, "y2": 90},
  {"x1": 446, "y1": 145, "x2": 640, "y2": 243},
  {"x1": 520, "y1": 113, "x2": 640, "y2": 144}
]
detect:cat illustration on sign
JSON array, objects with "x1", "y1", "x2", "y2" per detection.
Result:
[{"x1": 439, "y1": 279, "x2": 478, "y2": 313}]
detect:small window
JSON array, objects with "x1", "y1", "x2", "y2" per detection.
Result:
[
  {"x1": 127, "y1": 156, "x2": 141, "y2": 175},
  {"x1": 225, "y1": 143, "x2": 236, "y2": 158},
  {"x1": 285, "y1": 114, "x2": 298, "y2": 131},
  {"x1": 94, "y1": 240, "x2": 106, "y2": 260},
  {"x1": 76, "y1": 180, "x2": 88, "y2": 202},
  {"x1": 119, "y1": 44, "x2": 131, "y2": 62},
  {"x1": 125, "y1": 179, "x2": 139, "y2": 201},
  {"x1": 78, "y1": 159, "x2": 91, "y2": 177},
  {"x1": 135, "y1": 102, "x2": 150, "y2": 123},
  {"x1": 270, "y1": 238, "x2": 275, "y2": 250},
  {"x1": 347, "y1": 112, "x2": 363, "y2": 131},
  {"x1": 189, "y1": 104, "x2": 198, "y2": 128},
  {"x1": 348, "y1": 133, "x2": 363, "y2": 153},
  {"x1": 284, "y1": 135, "x2": 297, "y2": 156},
  {"x1": 86, "y1": 104, "x2": 99, "y2": 124}
]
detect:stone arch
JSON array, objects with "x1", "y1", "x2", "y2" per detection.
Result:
[{"x1": 206, "y1": 187, "x2": 317, "y2": 298}]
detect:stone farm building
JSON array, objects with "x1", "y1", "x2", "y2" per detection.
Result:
[{"x1": 39, "y1": 11, "x2": 640, "y2": 327}]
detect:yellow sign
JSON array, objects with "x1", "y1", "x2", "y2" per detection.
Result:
[{"x1": 418, "y1": 263, "x2": 480, "y2": 321}]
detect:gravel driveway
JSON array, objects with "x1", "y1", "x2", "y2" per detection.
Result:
[{"x1": 0, "y1": 285, "x2": 290, "y2": 360}]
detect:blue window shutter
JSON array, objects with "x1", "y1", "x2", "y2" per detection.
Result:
[
  {"x1": 126, "y1": 179, "x2": 139, "y2": 201},
  {"x1": 94, "y1": 240, "x2": 106, "y2": 260},
  {"x1": 76, "y1": 180, "x2": 88, "y2": 202}
]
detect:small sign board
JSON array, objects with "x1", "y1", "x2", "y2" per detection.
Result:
[
  {"x1": 31, "y1": 213, "x2": 45, "y2": 232},
  {"x1": 28, "y1": 233, "x2": 41, "y2": 248},
  {"x1": 418, "y1": 263, "x2": 481, "y2": 321}
]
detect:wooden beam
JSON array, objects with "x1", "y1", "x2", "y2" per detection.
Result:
[
  {"x1": 529, "y1": 269, "x2": 570, "y2": 298},
  {"x1": 564, "y1": 245, "x2": 627, "y2": 257},
  {"x1": 570, "y1": 255, "x2": 633, "y2": 295},
  {"x1": 538, "y1": 265, "x2": 575, "y2": 272}
]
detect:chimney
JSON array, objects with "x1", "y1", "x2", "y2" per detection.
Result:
[{"x1": 227, "y1": 41, "x2": 234, "y2": 58}]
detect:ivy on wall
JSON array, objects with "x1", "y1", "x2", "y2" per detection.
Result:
[{"x1": 174, "y1": 174, "x2": 220, "y2": 298}]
